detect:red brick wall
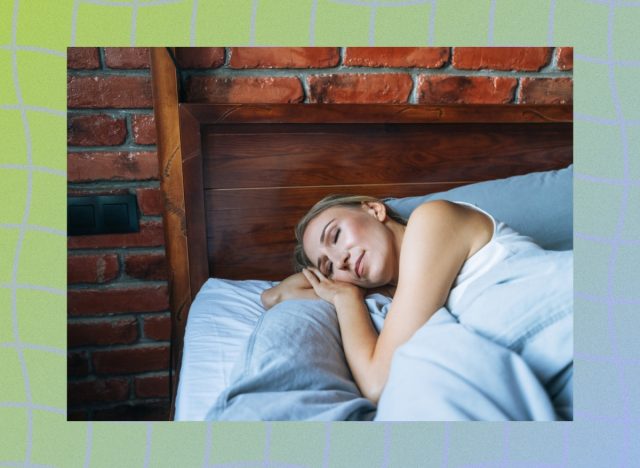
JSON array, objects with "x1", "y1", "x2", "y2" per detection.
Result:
[
  {"x1": 67, "y1": 47, "x2": 572, "y2": 420},
  {"x1": 176, "y1": 47, "x2": 572, "y2": 104},
  {"x1": 67, "y1": 47, "x2": 169, "y2": 421}
]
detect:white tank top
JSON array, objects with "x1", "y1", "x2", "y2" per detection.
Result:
[{"x1": 446, "y1": 202, "x2": 542, "y2": 311}]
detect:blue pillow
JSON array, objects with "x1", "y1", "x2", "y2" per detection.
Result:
[
  {"x1": 385, "y1": 165, "x2": 573, "y2": 251},
  {"x1": 206, "y1": 299, "x2": 377, "y2": 421}
]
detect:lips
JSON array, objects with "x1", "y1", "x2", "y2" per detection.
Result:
[{"x1": 355, "y1": 252, "x2": 364, "y2": 278}]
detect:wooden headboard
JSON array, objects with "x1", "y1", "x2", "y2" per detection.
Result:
[
  {"x1": 150, "y1": 49, "x2": 572, "y2": 418},
  {"x1": 192, "y1": 103, "x2": 572, "y2": 282}
]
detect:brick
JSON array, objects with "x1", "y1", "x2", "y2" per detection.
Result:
[
  {"x1": 131, "y1": 114, "x2": 156, "y2": 145},
  {"x1": 518, "y1": 77, "x2": 573, "y2": 104},
  {"x1": 92, "y1": 401, "x2": 169, "y2": 421},
  {"x1": 135, "y1": 374, "x2": 170, "y2": 398},
  {"x1": 67, "y1": 220, "x2": 165, "y2": 249},
  {"x1": 230, "y1": 47, "x2": 340, "y2": 69},
  {"x1": 68, "y1": 254, "x2": 119, "y2": 284},
  {"x1": 68, "y1": 318, "x2": 138, "y2": 347},
  {"x1": 125, "y1": 252, "x2": 168, "y2": 281},
  {"x1": 104, "y1": 47, "x2": 150, "y2": 69},
  {"x1": 68, "y1": 114, "x2": 127, "y2": 146},
  {"x1": 556, "y1": 47, "x2": 573, "y2": 70},
  {"x1": 68, "y1": 75, "x2": 153, "y2": 109},
  {"x1": 142, "y1": 314, "x2": 171, "y2": 341},
  {"x1": 68, "y1": 378, "x2": 130, "y2": 404},
  {"x1": 175, "y1": 47, "x2": 225, "y2": 68},
  {"x1": 136, "y1": 187, "x2": 163, "y2": 216},
  {"x1": 93, "y1": 345, "x2": 170, "y2": 374},
  {"x1": 68, "y1": 351, "x2": 90, "y2": 377},
  {"x1": 68, "y1": 284, "x2": 169, "y2": 316},
  {"x1": 417, "y1": 75, "x2": 517, "y2": 104},
  {"x1": 307, "y1": 73, "x2": 412, "y2": 104},
  {"x1": 68, "y1": 47, "x2": 100, "y2": 69},
  {"x1": 186, "y1": 76, "x2": 304, "y2": 104},
  {"x1": 67, "y1": 151, "x2": 159, "y2": 182},
  {"x1": 344, "y1": 47, "x2": 449, "y2": 68},
  {"x1": 452, "y1": 47, "x2": 552, "y2": 71}
]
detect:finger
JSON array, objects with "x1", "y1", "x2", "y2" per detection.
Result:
[
  {"x1": 308, "y1": 266, "x2": 326, "y2": 281},
  {"x1": 301, "y1": 268, "x2": 319, "y2": 286}
]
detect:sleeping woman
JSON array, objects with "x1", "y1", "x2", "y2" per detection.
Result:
[
  {"x1": 260, "y1": 194, "x2": 499, "y2": 403},
  {"x1": 261, "y1": 193, "x2": 573, "y2": 417}
]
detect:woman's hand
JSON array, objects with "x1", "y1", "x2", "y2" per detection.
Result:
[
  {"x1": 261, "y1": 272, "x2": 320, "y2": 310},
  {"x1": 301, "y1": 267, "x2": 364, "y2": 306}
]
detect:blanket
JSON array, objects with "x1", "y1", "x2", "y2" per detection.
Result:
[{"x1": 210, "y1": 249, "x2": 573, "y2": 421}]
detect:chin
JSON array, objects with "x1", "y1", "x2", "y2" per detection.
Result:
[
  {"x1": 366, "y1": 274, "x2": 386, "y2": 288},
  {"x1": 370, "y1": 268, "x2": 390, "y2": 287}
]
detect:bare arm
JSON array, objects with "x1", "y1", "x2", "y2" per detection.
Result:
[
  {"x1": 262, "y1": 273, "x2": 394, "y2": 310},
  {"x1": 260, "y1": 272, "x2": 319, "y2": 309},
  {"x1": 304, "y1": 201, "x2": 492, "y2": 402}
]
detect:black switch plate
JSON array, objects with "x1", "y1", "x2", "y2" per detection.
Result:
[{"x1": 68, "y1": 195, "x2": 139, "y2": 236}]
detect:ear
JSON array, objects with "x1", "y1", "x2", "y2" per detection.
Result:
[{"x1": 361, "y1": 201, "x2": 387, "y2": 222}]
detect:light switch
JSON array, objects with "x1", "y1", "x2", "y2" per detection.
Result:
[{"x1": 68, "y1": 195, "x2": 139, "y2": 236}]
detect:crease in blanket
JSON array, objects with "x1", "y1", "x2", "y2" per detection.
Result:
[
  {"x1": 375, "y1": 309, "x2": 559, "y2": 421},
  {"x1": 446, "y1": 249, "x2": 573, "y2": 420},
  {"x1": 207, "y1": 300, "x2": 377, "y2": 421}
]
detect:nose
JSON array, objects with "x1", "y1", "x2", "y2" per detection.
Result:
[{"x1": 330, "y1": 250, "x2": 350, "y2": 271}]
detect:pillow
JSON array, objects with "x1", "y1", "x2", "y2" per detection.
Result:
[
  {"x1": 206, "y1": 299, "x2": 378, "y2": 421},
  {"x1": 175, "y1": 277, "x2": 391, "y2": 421},
  {"x1": 174, "y1": 278, "x2": 275, "y2": 421},
  {"x1": 384, "y1": 165, "x2": 573, "y2": 251}
]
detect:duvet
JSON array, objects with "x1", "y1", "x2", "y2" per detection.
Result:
[
  {"x1": 377, "y1": 249, "x2": 572, "y2": 420},
  {"x1": 209, "y1": 247, "x2": 572, "y2": 421}
]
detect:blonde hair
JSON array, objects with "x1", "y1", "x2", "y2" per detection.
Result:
[{"x1": 293, "y1": 194, "x2": 406, "y2": 272}]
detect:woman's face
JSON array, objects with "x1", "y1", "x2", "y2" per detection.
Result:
[{"x1": 302, "y1": 203, "x2": 399, "y2": 288}]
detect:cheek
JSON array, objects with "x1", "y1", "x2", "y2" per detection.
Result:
[
  {"x1": 336, "y1": 272, "x2": 355, "y2": 284},
  {"x1": 302, "y1": 236, "x2": 320, "y2": 266}
]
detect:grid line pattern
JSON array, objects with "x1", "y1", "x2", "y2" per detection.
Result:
[{"x1": 1, "y1": 0, "x2": 638, "y2": 466}]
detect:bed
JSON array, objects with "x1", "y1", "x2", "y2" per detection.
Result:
[{"x1": 150, "y1": 48, "x2": 573, "y2": 421}]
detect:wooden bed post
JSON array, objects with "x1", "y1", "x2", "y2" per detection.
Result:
[{"x1": 150, "y1": 48, "x2": 208, "y2": 419}]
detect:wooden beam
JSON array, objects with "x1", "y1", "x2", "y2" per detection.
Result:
[{"x1": 150, "y1": 48, "x2": 206, "y2": 420}]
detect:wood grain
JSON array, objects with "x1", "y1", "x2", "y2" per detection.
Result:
[
  {"x1": 202, "y1": 123, "x2": 571, "y2": 189},
  {"x1": 178, "y1": 107, "x2": 209, "y2": 294},
  {"x1": 204, "y1": 184, "x2": 467, "y2": 279},
  {"x1": 183, "y1": 103, "x2": 572, "y2": 124},
  {"x1": 150, "y1": 48, "x2": 208, "y2": 420}
]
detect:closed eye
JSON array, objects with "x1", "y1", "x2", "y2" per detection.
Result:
[{"x1": 334, "y1": 229, "x2": 340, "y2": 244}]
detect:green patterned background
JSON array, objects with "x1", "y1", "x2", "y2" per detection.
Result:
[{"x1": 1, "y1": 0, "x2": 638, "y2": 466}]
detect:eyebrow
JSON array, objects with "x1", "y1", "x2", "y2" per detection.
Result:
[{"x1": 316, "y1": 218, "x2": 335, "y2": 269}]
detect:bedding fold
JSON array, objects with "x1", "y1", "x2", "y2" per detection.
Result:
[
  {"x1": 207, "y1": 299, "x2": 376, "y2": 421},
  {"x1": 375, "y1": 309, "x2": 558, "y2": 421},
  {"x1": 208, "y1": 248, "x2": 573, "y2": 420},
  {"x1": 447, "y1": 248, "x2": 573, "y2": 419}
]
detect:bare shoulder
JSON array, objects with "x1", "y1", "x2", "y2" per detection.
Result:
[
  {"x1": 409, "y1": 199, "x2": 454, "y2": 214},
  {"x1": 405, "y1": 200, "x2": 493, "y2": 259},
  {"x1": 406, "y1": 200, "x2": 465, "y2": 229}
]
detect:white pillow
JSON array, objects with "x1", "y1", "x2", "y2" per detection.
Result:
[{"x1": 174, "y1": 278, "x2": 274, "y2": 421}]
